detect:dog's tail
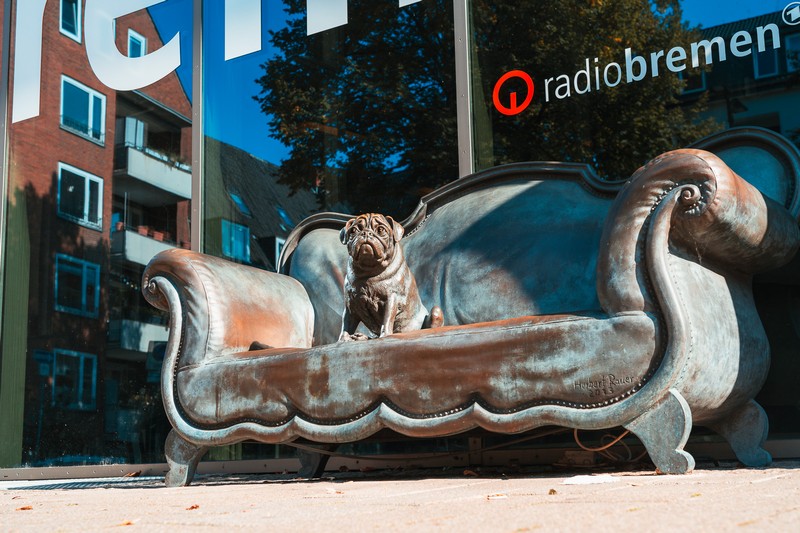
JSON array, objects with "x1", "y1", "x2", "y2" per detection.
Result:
[{"x1": 423, "y1": 306, "x2": 444, "y2": 329}]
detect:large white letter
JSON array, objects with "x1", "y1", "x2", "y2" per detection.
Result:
[
  {"x1": 225, "y1": 0, "x2": 262, "y2": 60},
  {"x1": 85, "y1": 0, "x2": 180, "y2": 91},
  {"x1": 11, "y1": 0, "x2": 48, "y2": 123},
  {"x1": 308, "y1": 0, "x2": 424, "y2": 36},
  {"x1": 307, "y1": 0, "x2": 348, "y2": 35}
]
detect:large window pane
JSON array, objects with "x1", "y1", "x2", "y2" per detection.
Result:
[
  {"x1": 202, "y1": 0, "x2": 458, "y2": 270},
  {"x1": 468, "y1": 0, "x2": 800, "y2": 436},
  {"x1": 469, "y1": 0, "x2": 725, "y2": 176},
  {"x1": 1, "y1": 0, "x2": 192, "y2": 468}
]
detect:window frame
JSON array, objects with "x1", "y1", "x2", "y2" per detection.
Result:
[
  {"x1": 221, "y1": 219, "x2": 251, "y2": 263},
  {"x1": 59, "y1": 0, "x2": 82, "y2": 43},
  {"x1": 753, "y1": 46, "x2": 779, "y2": 79},
  {"x1": 51, "y1": 349, "x2": 98, "y2": 411},
  {"x1": 786, "y1": 33, "x2": 800, "y2": 73},
  {"x1": 54, "y1": 254, "x2": 101, "y2": 318},
  {"x1": 60, "y1": 75, "x2": 107, "y2": 144},
  {"x1": 56, "y1": 162, "x2": 104, "y2": 230},
  {"x1": 680, "y1": 70, "x2": 707, "y2": 94},
  {"x1": 127, "y1": 29, "x2": 148, "y2": 58}
]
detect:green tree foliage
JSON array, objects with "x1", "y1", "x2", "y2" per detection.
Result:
[
  {"x1": 255, "y1": 0, "x2": 458, "y2": 217},
  {"x1": 255, "y1": 0, "x2": 720, "y2": 216}
]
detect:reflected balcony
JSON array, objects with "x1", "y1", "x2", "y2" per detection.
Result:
[
  {"x1": 111, "y1": 224, "x2": 182, "y2": 267},
  {"x1": 114, "y1": 144, "x2": 191, "y2": 207},
  {"x1": 107, "y1": 318, "x2": 169, "y2": 361}
]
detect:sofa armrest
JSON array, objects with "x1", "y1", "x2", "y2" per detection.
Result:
[
  {"x1": 598, "y1": 149, "x2": 800, "y2": 315},
  {"x1": 142, "y1": 248, "x2": 315, "y2": 368}
]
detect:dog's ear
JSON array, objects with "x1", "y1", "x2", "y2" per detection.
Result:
[
  {"x1": 386, "y1": 216, "x2": 404, "y2": 242},
  {"x1": 340, "y1": 218, "x2": 355, "y2": 245}
]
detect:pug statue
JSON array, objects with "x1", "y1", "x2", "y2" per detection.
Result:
[{"x1": 338, "y1": 213, "x2": 443, "y2": 341}]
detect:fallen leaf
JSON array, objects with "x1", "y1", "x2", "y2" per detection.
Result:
[
  {"x1": 691, "y1": 493, "x2": 702, "y2": 498},
  {"x1": 548, "y1": 489, "x2": 558, "y2": 495},
  {"x1": 117, "y1": 521, "x2": 134, "y2": 526},
  {"x1": 487, "y1": 493, "x2": 508, "y2": 500},
  {"x1": 463, "y1": 469, "x2": 478, "y2": 477},
  {"x1": 186, "y1": 504, "x2": 200, "y2": 510},
  {"x1": 16, "y1": 506, "x2": 33, "y2": 511},
  {"x1": 123, "y1": 471, "x2": 142, "y2": 478}
]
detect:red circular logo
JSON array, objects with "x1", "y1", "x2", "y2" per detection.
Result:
[{"x1": 493, "y1": 70, "x2": 535, "y2": 116}]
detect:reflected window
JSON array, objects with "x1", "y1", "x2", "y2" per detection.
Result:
[
  {"x1": 120, "y1": 116, "x2": 146, "y2": 149},
  {"x1": 57, "y1": 162, "x2": 103, "y2": 230},
  {"x1": 276, "y1": 206, "x2": 294, "y2": 230},
  {"x1": 128, "y1": 29, "x2": 147, "y2": 58},
  {"x1": 787, "y1": 34, "x2": 800, "y2": 73},
  {"x1": 52, "y1": 350, "x2": 97, "y2": 411},
  {"x1": 754, "y1": 46, "x2": 778, "y2": 79},
  {"x1": 228, "y1": 191, "x2": 252, "y2": 217},
  {"x1": 60, "y1": 0, "x2": 81, "y2": 42},
  {"x1": 221, "y1": 220, "x2": 250, "y2": 263},
  {"x1": 681, "y1": 71, "x2": 706, "y2": 94},
  {"x1": 55, "y1": 254, "x2": 101, "y2": 318},
  {"x1": 61, "y1": 76, "x2": 106, "y2": 144}
]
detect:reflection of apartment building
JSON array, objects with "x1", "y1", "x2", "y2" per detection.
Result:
[
  {"x1": 684, "y1": 12, "x2": 800, "y2": 139},
  {"x1": 203, "y1": 138, "x2": 319, "y2": 271},
  {"x1": 7, "y1": 2, "x2": 191, "y2": 464}
]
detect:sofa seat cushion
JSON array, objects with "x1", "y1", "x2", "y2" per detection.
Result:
[{"x1": 175, "y1": 311, "x2": 659, "y2": 428}]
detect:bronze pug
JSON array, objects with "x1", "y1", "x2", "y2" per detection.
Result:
[{"x1": 339, "y1": 213, "x2": 443, "y2": 341}]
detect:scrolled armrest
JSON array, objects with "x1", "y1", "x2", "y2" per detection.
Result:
[
  {"x1": 598, "y1": 148, "x2": 800, "y2": 315},
  {"x1": 143, "y1": 248, "x2": 314, "y2": 367}
]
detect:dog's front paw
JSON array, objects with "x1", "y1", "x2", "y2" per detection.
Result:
[{"x1": 339, "y1": 332, "x2": 370, "y2": 342}]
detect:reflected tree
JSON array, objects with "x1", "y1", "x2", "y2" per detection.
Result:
[
  {"x1": 256, "y1": 0, "x2": 720, "y2": 218},
  {"x1": 255, "y1": 0, "x2": 458, "y2": 217}
]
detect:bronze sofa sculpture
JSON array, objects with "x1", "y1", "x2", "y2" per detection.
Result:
[{"x1": 143, "y1": 128, "x2": 800, "y2": 487}]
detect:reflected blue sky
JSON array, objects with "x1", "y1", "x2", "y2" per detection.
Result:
[
  {"x1": 681, "y1": 0, "x2": 788, "y2": 27},
  {"x1": 149, "y1": 0, "x2": 795, "y2": 164}
]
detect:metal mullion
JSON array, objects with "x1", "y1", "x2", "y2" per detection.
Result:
[
  {"x1": 191, "y1": 0, "x2": 204, "y2": 252},
  {"x1": 0, "y1": 0, "x2": 15, "y2": 334},
  {"x1": 453, "y1": 0, "x2": 474, "y2": 177}
]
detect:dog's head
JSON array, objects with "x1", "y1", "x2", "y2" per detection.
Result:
[{"x1": 340, "y1": 213, "x2": 405, "y2": 274}]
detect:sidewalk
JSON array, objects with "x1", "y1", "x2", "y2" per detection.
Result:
[{"x1": 2, "y1": 461, "x2": 800, "y2": 531}]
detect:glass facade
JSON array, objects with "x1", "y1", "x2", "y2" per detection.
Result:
[
  {"x1": 1, "y1": 0, "x2": 799, "y2": 471},
  {"x1": 0, "y1": 0, "x2": 193, "y2": 467}
]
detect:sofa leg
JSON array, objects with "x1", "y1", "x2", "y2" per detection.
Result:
[
  {"x1": 624, "y1": 389, "x2": 695, "y2": 474},
  {"x1": 708, "y1": 400, "x2": 772, "y2": 467},
  {"x1": 164, "y1": 429, "x2": 209, "y2": 487},
  {"x1": 296, "y1": 444, "x2": 337, "y2": 478}
]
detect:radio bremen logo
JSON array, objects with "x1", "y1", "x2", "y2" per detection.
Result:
[{"x1": 493, "y1": 11, "x2": 787, "y2": 116}]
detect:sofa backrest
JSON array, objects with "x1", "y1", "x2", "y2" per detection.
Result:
[
  {"x1": 285, "y1": 163, "x2": 618, "y2": 345},
  {"x1": 281, "y1": 127, "x2": 800, "y2": 346}
]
